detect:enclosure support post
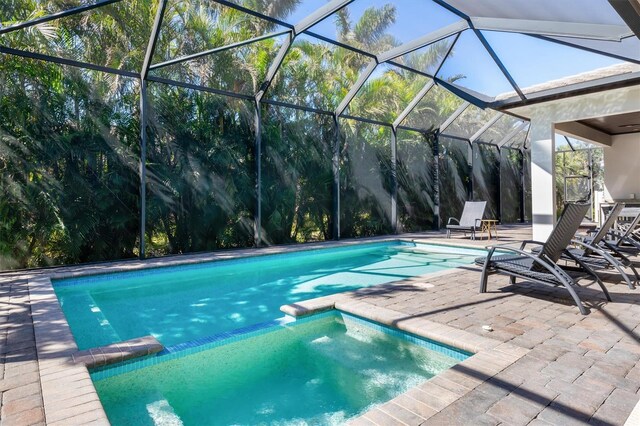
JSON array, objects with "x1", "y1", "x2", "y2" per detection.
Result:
[
  {"x1": 138, "y1": 0, "x2": 167, "y2": 259},
  {"x1": 467, "y1": 141, "x2": 473, "y2": 201},
  {"x1": 332, "y1": 115, "x2": 341, "y2": 240},
  {"x1": 390, "y1": 128, "x2": 398, "y2": 234},
  {"x1": 520, "y1": 148, "x2": 526, "y2": 223},
  {"x1": 588, "y1": 147, "x2": 594, "y2": 221},
  {"x1": 254, "y1": 101, "x2": 262, "y2": 246},
  {"x1": 497, "y1": 147, "x2": 502, "y2": 223},
  {"x1": 433, "y1": 133, "x2": 441, "y2": 230},
  {"x1": 139, "y1": 81, "x2": 147, "y2": 259}
]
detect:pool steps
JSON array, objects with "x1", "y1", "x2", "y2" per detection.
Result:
[{"x1": 72, "y1": 335, "x2": 163, "y2": 369}]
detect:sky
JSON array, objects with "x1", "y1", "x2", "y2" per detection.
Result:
[{"x1": 269, "y1": 0, "x2": 628, "y2": 97}]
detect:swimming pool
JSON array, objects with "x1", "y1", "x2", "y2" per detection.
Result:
[
  {"x1": 92, "y1": 311, "x2": 470, "y2": 425},
  {"x1": 54, "y1": 241, "x2": 485, "y2": 350}
]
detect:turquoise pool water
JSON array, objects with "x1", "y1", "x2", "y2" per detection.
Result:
[
  {"x1": 93, "y1": 312, "x2": 469, "y2": 426},
  {"x1": 54, "y1": 241, "x2": 484, "y2": 350}
]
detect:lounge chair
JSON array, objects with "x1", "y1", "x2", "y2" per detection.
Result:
[
  {"x1": 567, "y1": 203, "x2": 639, "y2": 289},
  {"x1": 605, "y1": 208, "x2": 640, "y2": 253},
  {"x1": 446, "y1": 201, "x2": 486, "y2": 240},
  {"x1": 476, "y1": 203, "x2": 611, "y2": 315}
]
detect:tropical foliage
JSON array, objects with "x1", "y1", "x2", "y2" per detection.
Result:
[{"x1": 0, "y1": 0, "x2": 526, "y2": 269}]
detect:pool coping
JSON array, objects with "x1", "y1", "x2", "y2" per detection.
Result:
[
  {"x1": 280, "y1": 286, "x2": 530, "y2": 425},
  {"x1": 29, "y1": 275, "x2": 110, "y2": 425},
  {"x1": 25, "y1": 235, "x2": 493, "y2": 425},
  {"x1": 32, "y1": 235, "x2": 487, "y2": 282}
]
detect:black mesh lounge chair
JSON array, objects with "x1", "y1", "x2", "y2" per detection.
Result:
[
  {"x1": 476, "y1": 203, "x2": 611, "y2": 315},
  {"x1": 567, "y1": 203, "x2": 639, "y2": 289},
  {"x1": 446, "y1": 201, "x2": 486, "y2": 240},
  {"x1": 605, "y1": 208, "x2": 640, "y2": 253},
  {"x1": 533, "y1": 203, "x2": 639, "y2": 289}
]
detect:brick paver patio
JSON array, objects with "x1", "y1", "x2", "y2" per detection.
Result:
[{"x1": 1, "y1": 225, "x2": 639, "y2": 425}]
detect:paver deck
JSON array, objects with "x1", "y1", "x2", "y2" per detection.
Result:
[{"x1": 1, "y1": 225, "x2": 639, "y2": 425}]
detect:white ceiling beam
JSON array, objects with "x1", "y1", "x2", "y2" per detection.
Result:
[
  {"x1": 555, "y1": 122, "x2": 612, "y2": 147},
  {"x1": 471, "y1": 17, "x2": 632, "y2": 41},
  {"x1": 335, "y1": 60, "x2": 378, "y2": 117},
  {"x1": 294, "y1": 0, "x2": 353, "y2": 35},
  {"x1": 393, "y1": 80, "x2": 435, "y2": 129},
  {"x1": 498, "y1": 121, "x2": 529, "y2": 147},
  {"x1": 376, "y1": 20, "x2": 468, "y2": 64},
  {"x1": 439, "y1": 101, "x2": 470, "y2": 133},
  {"x1": 469, "y1": 113, "x2": 502, "y2": 143}
]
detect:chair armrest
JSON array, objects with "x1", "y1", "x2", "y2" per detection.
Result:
[
  {"x1": 485, "y1": 246, "x2": 574, "y2": 284},
  {"x1": 447, "y1": 217, "x2": 459, "y2": 225},
  {"x1": 519, "y1": 240, "x2": 546, "y2": 250},
  {"x1": 607, "y1": 229, "x2": 624, "y2": 239},
  {"x1": 484, "y1": 242, "x2": 522, "y2": 249},
  {"x1": 600, "y1": 240, "x2": 632, "y2": 261},
  {"x1": 570, "y1": 239, "x2": 623, "y2": 266}
]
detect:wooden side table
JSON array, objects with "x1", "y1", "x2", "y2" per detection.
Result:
[{"x1": 481, "y1": 219, "x2": 499, "y2": 240}]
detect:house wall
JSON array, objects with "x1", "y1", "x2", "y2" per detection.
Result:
[
  {"x1": 603, "y1": 132, "x2": 640, "y2": 200},
  {"x1": 509, "y1": 84, "x2": 640, "y2": 240}
]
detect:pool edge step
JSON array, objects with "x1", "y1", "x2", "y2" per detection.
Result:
[{"x1": 72, "y1": 335, "x2": 163, "y2": 369}]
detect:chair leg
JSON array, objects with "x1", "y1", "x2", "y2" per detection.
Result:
[
  {"x1": 610, "y1": 262, "x2": 635, "y2": 290},
  {"x1": 594, "y1": 251, "x2": 636, "y2": 290},
  {"x1": 551, "y1": 272, "x2": 589, "y2": 315},
  {"x1": 510, "y1": 276, "x2": 516, "y2": 285},
  {"x1": 591, "y1": 270, "x2": 613, "y2": 302},
  {"x1": 629, "y1": 263, "x2": 640, "y2": 288},
  {"x1": 479, "y1": 260, "x2": 491, "y2": 293},
  {"x1": 570, "y1": 257, "x2": 612, "y2": 302},
  {"x1": 561, "y1": 280, "x2": 589, "y2": 315},
  {"x1": 620, "y1": 258, "x2": 640, "y2": 288}
]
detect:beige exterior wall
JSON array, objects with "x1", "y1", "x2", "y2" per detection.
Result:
[
  {"x1": 603, "y1": 132, "x2": 640, "y2": 201},
  {"x1": 509, "y1": 85, "x2": 640, "y2": 239}
]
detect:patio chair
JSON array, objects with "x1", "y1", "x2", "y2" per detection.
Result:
[
  {"x1": 476, "y1": 203, "x2": 611, "y2": 315},
  {"x1": 446, "y1": 201, "x2": 486, "y2": 240},
  {"x1": 605, "y1": 209, "x2": 640, "y2": 253},
  {"x1": 566, "y1": 203, "x2": 639, "y2": 289}
]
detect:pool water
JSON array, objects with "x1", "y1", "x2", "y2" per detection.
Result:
[
  {"x1": 93, "y1": 312, "x2": 469, "y2": 426},
  {"x1": 54, "y1": 241, "x2": 484, "y2": 349}
]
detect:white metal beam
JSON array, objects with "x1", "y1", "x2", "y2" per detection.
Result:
[
  {"x1": 392, "y1": 80, "x2": 435, "y2": 129},
  {"x1": 294, "y1": 0, "x2": 353, "y2": 35},
  {"x1": 471, "y1": 17, "x2": 632, "y2": 41},
  {"x1": 255, "y1": 31, "x2": 294, "y2": 102},
  {"x1": 498, "y1": 121, "x2": 528, "y2": 147},
  {"x1": 0, "y1": 0, "x2": 122, "y2": 35},
  {"x1": 469, "y1": 112, "x2": 502, "y2": 143},
  {"x1": 335, "y1": 60, "x2": 377, "y2": 117},
  {"x1": 141, "y1": 0, "x2": 168, "y2": 79},
  {"x1": 150, "y1": 30, "x2": 290, "y2": 71},
  {"x1": 555, "y1": 121, "x2": 612, "y2": 147},
  {"x1": 439, "y1": 101, "x2": 470, "y2": 134},
  {"x1": 377, "y1": 20, "x2": 468, "y2": 64}
]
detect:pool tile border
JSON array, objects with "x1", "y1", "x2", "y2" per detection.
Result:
[
  {"x1": 281, "y1": 296, "x2": 530, "y2": 425},
  {"x1": 72, "y1": 335, "x2": 163, "y2": 369},
  {"x1": 43, "y1": 235, "x2": 485, "y2": 283},
  {"x1": 28, "y1": 276, "x2": 110, "y2": 425},
  {"x1": 45, "y1": 237, "x2": 405, "y2": 281},
  {"x1": 89, "y1": 316, "x2": 301, "y2": 381},
  {"x1": 90, "y1": 308, "x2": 472, "y2": 385}
]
